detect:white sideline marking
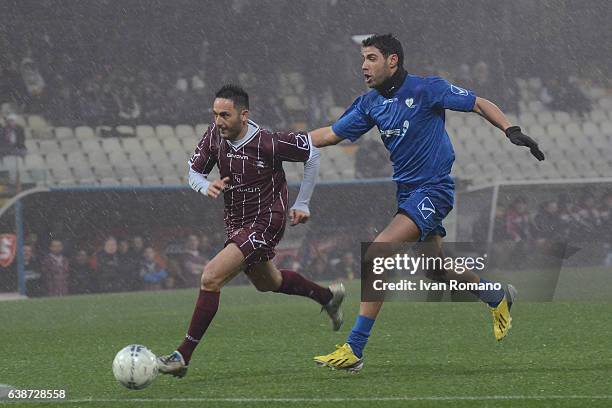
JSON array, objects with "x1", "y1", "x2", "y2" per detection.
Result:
[{"x1": 5, "y1": 395, "x2": 612, "y2": 404}]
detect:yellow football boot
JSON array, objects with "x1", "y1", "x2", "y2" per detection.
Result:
[
  {"x1": 490, "y1": 284, "x2": 517, "y2": 341},
  {"x1": 314, "y1": 343, "x2": 363, "y2": 372}
]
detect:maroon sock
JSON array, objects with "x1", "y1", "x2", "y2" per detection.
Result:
[
  {"x1": 274, "y1": 269, "x2": 333, "y2": 306},
  {"x1": 176, "y1": 290, "x2": 220, "y2": 364}
]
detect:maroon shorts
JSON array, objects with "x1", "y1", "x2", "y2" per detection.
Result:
[{"x1": 225, "y1": 212, "x2": 286, "y2": 271}]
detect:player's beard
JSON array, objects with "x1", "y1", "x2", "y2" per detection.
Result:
[{"x1": 221, "y1": 121, "x2": 246, "y2": 141}]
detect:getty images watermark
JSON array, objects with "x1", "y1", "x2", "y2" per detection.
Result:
[
  {"x1": 359, "y1": 241, "x2": 567, "y2": 302},
  {"x1": 370, "y1": 252, "x2": 501, "y2": 292}
]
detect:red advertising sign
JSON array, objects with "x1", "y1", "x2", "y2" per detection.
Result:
[{"x1": 0, "y1": 234, "x2": 17, "y2": 268}]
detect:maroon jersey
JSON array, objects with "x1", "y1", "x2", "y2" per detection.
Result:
[{"x1": 189, "y1": 121, "x2": 311, "y2": 267}]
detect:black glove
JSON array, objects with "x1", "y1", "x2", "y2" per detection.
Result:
[{"x1": 505, "y1": 126, "x2": 545, "y2": 161}]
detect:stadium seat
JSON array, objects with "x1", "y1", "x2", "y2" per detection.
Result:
[
  {"x1": 141, "y1": 176, "x2": 161, "y2": 185},
  {"x1": 116, "y1": 126, "x2": 135, "y2": 137},
  {"x1": 25, "y1": 139, "x2": 38, "y2": 152},
  {"x1": 39, "y1": 139, "x2": 62, "y2": 154},
  {"x1": 88, "y1": 151, "x2": 109, "y2": 166},
  {"x1": 593, "y1": 161, "x2": 612, "y2": 177},
  {"x1": 176, "y1": 125, "x2": 195, "y2": 139},
  {"x1": 599, "y1": 97, "x2": 612, "y2": 110},
  {"x1": 28, "y1": 115, "x2": 52, "y2": 139},
  {"x1": 536, "y1": 111, "x2": 554, "y2": 125},
  {"x1": 59, "y1": 138, "x2": 80, "y2": 154},
  {"x1": 121, "y1": 138, "x2": 142, "y2": 152},
  {"x1": 553, "y1": 111, "x2": 572, "y2": 125},
  {"x1": 181, "y1": 138, "x2": 197, "y2": 154},
  {"x1": 195, "y1": 124, "x2": 207, "y2": 138},
  {"x1": 24, "y1": 154, "x2": 45, "y2": 169},
  {"x1": 465, "y1": 115, "x2": 483, "y2": 129},
  {"x1": 67, "y1": 151, "x2": 87, "y2": 164},
  {"x1": 69, "y1": 163, "x2": 91, "y2": 178},
  {"x1": 600, "y1": 121, "x2": 612, "y2": 136},
  {"x1": 92, "y1": 165, "x2": 115, "y2": 179},
  {"x1": 101, "y1": 138, "x2": 123, "y2": 153},
  {"x1": 582, "y1": 121, "x2": 599, "y2": 138},
  {"x1": 161, "y1": 137, "x2": 182, "y2": 151},
  {"x1": 527, "y1": 100, "x2": 544, "y2": 113},
  {"x1": 108, "y1": 151, "x2": 129, "y2": 165},
  {"x1": 460, "y1": 162, "x2": 481, "y2": 181},
  {"x1": 573, "y1": 160, "x2": 597, "y2": 178},
  {"x1": 328, "y1": 106, "x2": 345, "y2": 121},
  {"x1": 589, "y1": 133, "x2": 609, "y2": 149},
  {"x1": 75, "y1": 126, "x2": 95, "y2": 140},
  {"x1": 518, "y1": 112, "x2": 536, "y2": 126},
  {"x1": 28, "y1": 168, "x2": 49, "y2": 185},
  {"x1": 527, "y1": 124, "x2": 547, "y2": 139},
  {"x1": 129, "y1": 151, "x2": 149, "y2": 166},
  {"x1": 55, "y1": 127, "x2": 74, "y2": 140},
  {"x1": 148, "y1": 149, "x2": 168, "y2": 163},
  {"x1": 161, "y1": 175, "x2": 181, "y2": 185},
  {"x1": 155, "y1": 162, "x2": 176, "y2": 176},
  {"x1": 142, "y1": 138, "x2": 162, "y2": 152},
  {"x1": 115, "y1": 165, "x2": 137, "y2": 178},
  {"x1": 590, "y1": 109, "x2": 609, "y2": 123},
  {"x1": 545, "y1": 123, "x2": 565, "y2": 139},
  {"x1": 50, "y1": 166, "x2": 74, "y2": 181},
  {"x1": 564, "y1": 122, "x2": 581, "y2": 138},
  {"x1": 44, "y1": 152, "x2": 68, "y2": 167},
  {"x1": 156, "y1": 125, "x2": 175, "y2": 139},
  {"x1": 100, "y1": 177, "x2": 120, "y2": 186},
  {"x1": 169, "y1": 150, "x2": 188, "y2": 166},
  {"x1": 136, "y1": 125, "x2": 156, "y2": 139},
  {"x1": 81, "y1": 139, "x2": 102, "y2": 152}
]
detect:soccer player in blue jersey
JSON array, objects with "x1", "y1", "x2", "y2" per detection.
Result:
[{"x1": 309, "y1": 34, "x2": 544, "y2": 372}]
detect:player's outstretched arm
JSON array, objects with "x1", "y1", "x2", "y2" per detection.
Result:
[
  {"x1": 290, "y1": 142, "x2": 321, "y2": 226},
  {"x1": 472, "y1": 96, "x2": 545, "y2": 161},
  {"x1": 309, "y1": 126, "x2": 344, "y2": 148}
]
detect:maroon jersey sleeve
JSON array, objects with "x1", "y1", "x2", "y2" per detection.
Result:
[
  {"x1": 273, "y1": 131, "x2": 311, "y2": 162},
  {"x1": 189, "y1": 125, "x2": 218, "y2": 174}
]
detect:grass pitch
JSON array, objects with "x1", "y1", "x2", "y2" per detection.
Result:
[{"x1": 1, "y1": 281, "x2": 611, "y2": 407}]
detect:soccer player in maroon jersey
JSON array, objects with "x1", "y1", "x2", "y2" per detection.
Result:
[{"x1": 157, "y1": 84, "x2": 345, "y2": 377}]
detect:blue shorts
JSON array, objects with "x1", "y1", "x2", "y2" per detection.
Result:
[{"x1": 396, "y1": 179, "x2": 454, "y2": 242}]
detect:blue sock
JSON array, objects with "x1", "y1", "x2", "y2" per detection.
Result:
[
  {"x1": 477, "y1": 278, "x2": 504, "y2": 307},
  {"x1": 346, "y1": 315, "x2": 375, "y2": 358}
]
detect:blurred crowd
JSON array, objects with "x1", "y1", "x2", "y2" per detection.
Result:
[
  {"x1": 0, "y1": 232, "x2": 217, "y2": 296},
  {"x1": 472, "y1": 191, "x2": 612, "y2": 267},
  {"x1": 485, "y1": 192, "x2": 612, "y2": 243},
  {"x1": 0, "y1": 224, "x2": 374, "y2": 297}
]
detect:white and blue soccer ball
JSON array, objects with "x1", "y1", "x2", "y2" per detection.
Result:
[{"x1": 112, "y1": 344, "x2": 158, "y2": 389}]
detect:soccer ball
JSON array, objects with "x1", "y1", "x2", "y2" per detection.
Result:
[{"x1": 112, "y1": 345, "x2": 158, "y2": 389}]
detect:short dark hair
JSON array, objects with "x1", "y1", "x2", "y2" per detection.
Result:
[
  {"x1": 215, "y1": 84, "x2": 249, "y2": 110},
  {"x1": 362, "y1": 33, "x2": 404, "y2": 68}
]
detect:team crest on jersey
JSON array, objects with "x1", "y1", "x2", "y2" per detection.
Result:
[
  {"x1": 450, "y1": 85, "x2": 468, "y2": 96},
  {"x1": 295, "y1": 134, "x2": 310, "y2": 150},
  {"x1": 417, "y1": 197, "x2": 436, "y2": 219},
  {"x1": 405, "y1": 98, "x2": 416, "y2": 108},
  {"x1": 248, "y1": 231, "x2": 267, "y2": 248}
]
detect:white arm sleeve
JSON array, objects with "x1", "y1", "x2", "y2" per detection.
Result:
[
  {"x1": 188, "y1": 167, "x2": 210, "y2": 195},
  {"x1": 290, "y1": 135, "x2": 320, "y2": 214}
]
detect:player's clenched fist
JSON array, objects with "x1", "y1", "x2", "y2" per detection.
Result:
[
  {"x1": 289, "y1": 209, "x2": 310, "y2": 226},
  {"x1": 207, "y1": 176, "x2": 230, "y2": 198}
]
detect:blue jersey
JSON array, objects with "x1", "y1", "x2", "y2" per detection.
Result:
[{"x1": 332, "y1": 75, "x2": 476, "y2": 188}]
